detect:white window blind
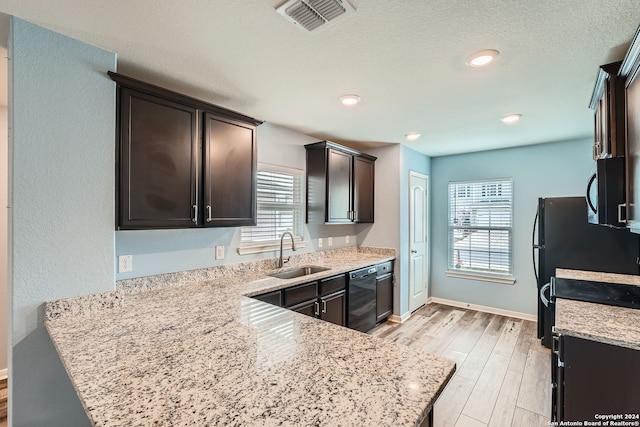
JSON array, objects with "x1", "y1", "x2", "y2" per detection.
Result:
[
  {"x1": 448, "y1": 178, "x2": 514, "y2": 280},
  {"x1": 240, "y1": 165, "x2": 304, "y2": 244}
]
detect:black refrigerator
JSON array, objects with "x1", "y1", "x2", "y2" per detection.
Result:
[{"x1": 534, "y1": 197, "x2": 640, "y2": 348}]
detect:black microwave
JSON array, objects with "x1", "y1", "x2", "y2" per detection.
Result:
[{"x1": 586, "y1": 156, "x2": 627, "y2": 227}]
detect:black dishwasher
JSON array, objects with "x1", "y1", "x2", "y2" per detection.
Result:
[{"x1": 348, "y1": 266, "x2": 377, "y2": 332}]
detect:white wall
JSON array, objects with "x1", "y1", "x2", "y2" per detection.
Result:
[
  {"x1": 10, "y1": 18, "x2": 116, "y2": 426},
  {"x1": 430, "y1": 138, "x2": 594, "y2": 316}
]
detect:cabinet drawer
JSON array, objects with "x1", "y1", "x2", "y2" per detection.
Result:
[
  {"x1": 319, "y1": 274, "x2": 346, "y2": 296},
  {"x1": 284, "y1": 282, "x2": 318, "y2": 307},
  {"x1": 253, "y1": 290, "x2": 282, "y2": 307},
  {"x1": 377, "y1": 261, "x2": 393, "y2": 276}
]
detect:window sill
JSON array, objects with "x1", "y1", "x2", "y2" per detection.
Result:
[
  {"x1": 446, "y1": 270, "x2": 516, "y2": 285},
  {"x1": 237, "y1": 238, "x2": 307, "y2": 255}
]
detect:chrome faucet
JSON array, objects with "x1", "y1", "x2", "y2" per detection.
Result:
[{"x1": 277, "y1": 232, "x2": 297, "y2": 268}]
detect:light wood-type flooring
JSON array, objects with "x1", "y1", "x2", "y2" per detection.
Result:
[
  {"x1": 370, "y1": 303, "x2": 550, "y2": 427},
  {"x1": 0, "y1": 376, "x2": 6, "y2": 427}
]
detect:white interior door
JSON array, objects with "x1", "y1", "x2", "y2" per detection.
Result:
[{"x1": 409, "y1": 172, "x2": 428, "y2": 312}]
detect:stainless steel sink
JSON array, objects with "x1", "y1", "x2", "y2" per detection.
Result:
[{"x1": 268, "y1": 265, "x2": 330, "y2": 279}]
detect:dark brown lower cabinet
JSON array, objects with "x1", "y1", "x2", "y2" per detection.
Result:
[
  {"x1": 376, "y1": 274, "x2": 393, "y2": 323},
  {"x1": 253, "y1": 290, "x2": 282, "y2": 306},
  {"x1": 376, "y1": 260, "x2": 394, "y2": 323},
  {"x1": 319, "y1": 290, "x2": 346, "y2": 326},
  {"x1": 289, "y1": 290, "x2": 346, "y2": 326},
  {"x1": 553, "y1": 334, "x2": 640, "y2": 422},
  {"x1": 290, "y1": 299, "x2": 316, "y2": 317},
  {"x1": 253, "y1": 274, "x2": 347, "y2": 327}
]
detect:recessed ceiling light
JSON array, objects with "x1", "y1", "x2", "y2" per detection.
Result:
[
  {"x1": 465, "y1": 49, "x2": 500, "y2": 67},
  {"x1": 405, "y1": 132, "x2": 421, "y2": 141},
  {"x1": 339, "y1": 94, "x2": 361, "y2": 106},
  {"x1": 501, "y1": 113, "x2": 522, "y2": 124}
]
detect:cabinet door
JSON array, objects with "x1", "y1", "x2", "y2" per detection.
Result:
[
  {"x1": 353, "y1": 155, "x2": 375, "y2": 223},
  {"x1": 563, "y1": 336, "x2": 640, "y2": 420},
  {"x1": 327, "y1": 148, "x2": 353, "y2": 223},
  {"x1": 203, "y1": 113, "x2": 257, "y2": 227},
  {"x1": 320, "y1": 290, "x2": 346, "y2": 326},
  {"x1": 289, "y1": 299, "x2": 317, "y2": 318},
  {"x1": 376, "y1": 275, "x2": 393, "y2": 323},
  {"x1": 119, "y1": 88, "x2": 199, "y2": 229},
  {"x1": 593, "y1": 98, "x2": 604, "y2": 159},
  {"x1": 626, "y1": 66, "x2": 640, "y2": 229},
  {"x1": 253, "y1": 290, "x2": 282, "y2": 307}
]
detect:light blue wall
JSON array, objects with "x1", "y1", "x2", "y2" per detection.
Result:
[
  {"x1": 359, "y1": 144, "x2": 431, "y2": 317},
  {"x1": 116, "y1": 123, "x2": 359, "y2": 280},
  {"x1": 430, "y1": 138, "x2": 593, "y2": 315},
  {"x1": 10, "y1": 18, "x2": 116, "y2": 426},
  {"x1": 399, "y1": 145, "x2": 431, "y2": 315},
  {"x1": 358, "y1": 145, "x2": 401, "y2": 311}
]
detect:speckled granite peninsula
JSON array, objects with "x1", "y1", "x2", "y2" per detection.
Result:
[
  {"x1": 46, "y1": 247, "x2": 456, "y2": 426},
  {"x1": 554, "y1": 268, "x2": 640, "y2": 351}
]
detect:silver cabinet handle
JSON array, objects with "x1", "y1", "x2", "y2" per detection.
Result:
[
  {"x1": 192, "y1": 205, "x2": 198, "y2": 223},
  {"x1": 593, "y1": 142, "x2": 601, "y2": 160},
  {"x1": 206, "y1": 205, "x2": 212, "y2": 223},
  {"x1": 618, "y1": 203, "x2": 628, "y2": 224},
  {"x1": 322, "y1": 300, "x2": 327, "y2": 314},
  {"x1": 314, "y1": 301, "x2": 320, "y2": 316}
]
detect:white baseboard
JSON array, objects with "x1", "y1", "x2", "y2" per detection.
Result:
[
  {"x1": 0, "y1": 368, "x2": 7, "y2": 380},
  {"x1": 388, "y1": 311, "x2": 412, "y2": 324},
  {"x1": 428, "y1": 296, "x2": 537, "y2": 322}
]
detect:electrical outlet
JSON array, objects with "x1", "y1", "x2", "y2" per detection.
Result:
[
  {"x1": 345, "y1": 235, "x2": 350, "y2": 243},
  {"x1": 318, "y1": 238, "x2": 323, "y2": 248},
  {"x1": 215, "y1": 246, "x2": 225, "y2": 260},
  {"x1": 118, "y1": 255, "x2": 132, "y2": 273},
  {"x1": 328, "y1": 237, "x2": 333, "y2": 246}
]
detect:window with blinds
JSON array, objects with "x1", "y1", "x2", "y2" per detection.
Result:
[
  {"x1": 448, "y1": 178, "x2": 514, "y2": 281},
  {"x1": 240, "y1": 165, "x2": 304, "y2": 244}
]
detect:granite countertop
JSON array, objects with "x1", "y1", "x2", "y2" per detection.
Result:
[
  {"x1": 554, "y1": 268, "x2": 640, "y2": 351},
  {"x1": 555, "y1": 268, "x2": 640, "y2": 286},
  {"x1": 45, "y1": 247, "x2": 456, "y2": 426}
]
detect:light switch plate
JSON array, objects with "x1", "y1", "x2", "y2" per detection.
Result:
[
  {"x1": 215, "y1": 246, "x2": 225, "y2": 260},
  {"x1": 118, "y1": 255, "x2": 132, "y2": 273},
  {"x1": 318, "y1": 238, "x2": 323, "y2": 248},
  {"x1": 345, "y1": 235, "x2": 350, "y2": 243},
  {"x1": 328, "y1": 237, "x2": 333, "y2": 246}
]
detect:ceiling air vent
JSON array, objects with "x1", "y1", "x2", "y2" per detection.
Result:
[{"x1": 276, "y1": 0, "x2": 356, "y2": 33}]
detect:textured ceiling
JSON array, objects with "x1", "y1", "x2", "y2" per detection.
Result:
[{"x1": 0, "y1": 1, "x2": 639, "y2": 156}]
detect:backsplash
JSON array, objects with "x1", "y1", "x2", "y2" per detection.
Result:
[
  {"x1": 45, "y1": 246, "x2": 395, "y2": 322},
  {"x1": 116, "y1": 245, "x2": 396, "y2": 294}
]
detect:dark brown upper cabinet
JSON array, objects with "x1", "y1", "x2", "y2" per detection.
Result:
[
  {"x1": 110, "y1": 72, "x2": 261, "y2": 230},
  {"x1": 119, "y1": 88, "x2": 200, "y2": 229},
  {"x1": 203, "y1": 113, "x2": 256, "y2": 227},
  {"x1": 589, "y1": 61, "x2": 625, "y2": 160},
  {"x1": 353, "y1": 155, "x2": 375, "y2": 223},
  {"x1": 305, "y1": 141, "x2": 376, "y2": 224}
]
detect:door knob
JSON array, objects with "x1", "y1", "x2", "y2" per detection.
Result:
[{"x1": 411, "y1": 249, "x2": 417, "y2": 253}]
